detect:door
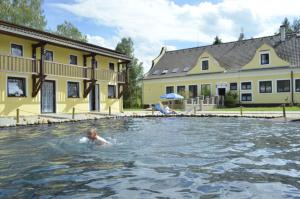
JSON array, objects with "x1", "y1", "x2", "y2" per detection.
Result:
[
  {"x1": 218, "y1": 88, "x2": 226, "y2": 96},
  {"x1": 89, "y1": 84, "x2": 100, "y2": 111},
  {"x1": 41, "y1": 80, "x2": 56, "y2": 113}
]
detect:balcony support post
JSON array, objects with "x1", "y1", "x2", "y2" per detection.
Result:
[
  {"x1": 83, "y1": 53, "x2": 97, "y2": 98},
  {"x1": 118, "y1": 62, "x2": 130, "y2": 99},
  {"x1": 32, "y1": 42, "x2": 47, "y2": 98}
]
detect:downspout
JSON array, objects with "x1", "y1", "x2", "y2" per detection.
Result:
[{"x1": 291, "y1": 70, "x2": 294, "y2": 105}]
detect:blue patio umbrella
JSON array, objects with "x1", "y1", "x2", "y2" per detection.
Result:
[{"x1": 160, "y1": 93, "x2": 184, "y2": 100}]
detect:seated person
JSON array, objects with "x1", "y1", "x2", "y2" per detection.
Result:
[
  {"x1": 158, "y1": 102, "x2": 177, "y2": 114},
  {"x1": 79, "y1": 128, "x2": 110, "y2": 145}
]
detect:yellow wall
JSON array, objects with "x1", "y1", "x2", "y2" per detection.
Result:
[
  {"x1": 0, "y1": 34, "x2": 124, "y2": 116},
  {"x1": 242, "y1": 43, "x2": 289, "y2": 70},
  {"x1": 143, "y1": 68, "x2": 300, "y2": 105},
  {"x1": 188, "y1": 51, "x2": 225, "y2": 75}
]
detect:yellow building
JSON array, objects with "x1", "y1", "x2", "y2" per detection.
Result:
[
  {"x1": 143, "y1": 25, "x2": 300, "y2": 106},
  {"x1": 0, "y1": 20, "x2": 131, "y2": 116}
]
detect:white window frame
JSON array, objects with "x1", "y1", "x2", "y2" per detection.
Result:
[
  {"x1": 45, "y1": 49, "x2": 54, "y2": 62},
  {"x1": 10, "y1": 43, "x2": 24, "y2": 57},
  {"x1": 69, "y1": 54, "x2": 78, "y2": 65},
  {"x1": 295, "y1": 79, "x2": 300, "y2": 93},
  {"x1": 240, "y1": 81, "x2": 252, "y2": 91},
  {"x1": 258, "y1": 80, "x2": 273, "y2": 94},
  {"x1": 276, "y1": 79, "x2": 291, "y2": 93},
  {"x1": 6, "y1": 74, "x2": 28, "y2": 97},
  {"x1": 165, "y1": 85, "x2": 174, "y2": 94},
  {"x1": 176, "y1": 85, "x2": 186, "y2": 94},
  {"x1": 240, "y1": 92, "x2": 253, "y2": 102},
  {"x1": 108, "y1": 84, "x2": 117, "y2": 99},
  {"x1": 259, "y1": 51, "x2": 270, "y2": 66},
  {"x1": 200, "y1": 83, "x2": 212, "y2": 96},
  {"x1": 67, "y1": 80, "x2": 81, "y2": 98},
  {"x1": 201, "y1": 58, "x2": 209, "y2": 71},
  {"x1": 229, "y1": 82, "x2": 238, "y2": 91}
]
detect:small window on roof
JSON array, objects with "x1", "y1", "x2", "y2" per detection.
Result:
[
  {"x1": 161, "y1": 69, "x2": 168, "y2": 74},
  {"x1": 152, "y1": 70, "x2": 159, "y2": 75},
  {"x1": 183, "y1": 67, "x2": 190, "y2": 72},
  {"x1": 172, "y1": 68, "x2": 179, "y2": 73}
]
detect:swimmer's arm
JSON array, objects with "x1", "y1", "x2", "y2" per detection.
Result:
[{"x1": 96, "y1": 135, "x2": 110, "y2": 144}]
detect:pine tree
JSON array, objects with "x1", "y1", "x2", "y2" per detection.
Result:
[
  {"x1": 115, "y1": 38, "x2": 144, "y2": 108},
  {"x1": 213, "y1": 36, "x2": 222, "y2": 45}
]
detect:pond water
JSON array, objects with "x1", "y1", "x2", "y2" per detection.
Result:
[{"x1": 1, "y1": 117, "x2": 300, "y2": 198}]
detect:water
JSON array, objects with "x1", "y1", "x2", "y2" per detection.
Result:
[{"x1": 0, "y1": 117, "x2": 300, "y2": 198}]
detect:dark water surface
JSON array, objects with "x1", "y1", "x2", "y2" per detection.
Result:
[{"x1": 1, "y1": 117, "x2": 300, "y2": 198}]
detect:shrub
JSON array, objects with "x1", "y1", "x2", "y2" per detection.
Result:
[{"x1": 224, "y1": 91, "x2": 238, "y2": 108}]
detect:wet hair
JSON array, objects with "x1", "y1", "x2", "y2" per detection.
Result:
[{"x1": 87, "y1": 128, "x2": 97, "y2": 139}]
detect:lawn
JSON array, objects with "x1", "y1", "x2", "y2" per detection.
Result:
[{"x1": 212, "y1": 106, "x2": 300, "y2": 111}]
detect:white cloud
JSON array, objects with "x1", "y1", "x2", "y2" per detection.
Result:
[{"x1": 54, "y1": 0, "x2": 300, "y2": 73}]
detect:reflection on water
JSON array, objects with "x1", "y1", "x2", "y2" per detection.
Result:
[{"x1": 0, "y1": 117, "x2": 300, "y2": 198}]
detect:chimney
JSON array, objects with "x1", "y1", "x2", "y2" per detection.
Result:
[{"x1": 280, "y1": 25, "x2": 286, "y2": 41}]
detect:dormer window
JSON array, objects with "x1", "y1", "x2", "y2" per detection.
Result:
[
  {"x1": 260, "y1": 52, "x2": 270, "y2": 65},
  {"x1": 172, "y1": 68, "x2": 179, "y2": 73},
  {"x1": 183, "y1": 67, "x2": 190, "y2": 72},
  {"x1": 152, "y1": 70, "x2": 159, "y2": 75},
  {"x1": 161, "y1": 69, "x2": 168, "y2": 74},
  {"x1": 202, "y1": 60, "x2": 209, "y2": 70}
]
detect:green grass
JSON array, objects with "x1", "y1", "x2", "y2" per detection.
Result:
[{"x1": 212, "y1": 106, "x2": 300, "y2": 111}]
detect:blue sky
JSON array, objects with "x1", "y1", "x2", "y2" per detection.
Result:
[{"x1": 43, "y1": 0, "x2": 300, "y2": 72}]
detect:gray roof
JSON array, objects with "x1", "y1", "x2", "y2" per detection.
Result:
[
  {"x1": 144, "y1": 33, "x2": 300, "y2": 80},
  {"x1": 0, "y1": 20, "x2": 131, "y2": 61}
]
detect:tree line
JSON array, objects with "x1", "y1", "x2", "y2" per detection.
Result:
[{"x1": 0, "y1": 0, "x2": 144, "y2": 108}]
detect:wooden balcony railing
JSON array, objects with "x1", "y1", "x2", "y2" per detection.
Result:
[
  {"x1": 117, "y1": 71, "x2": 126, "y2": 83},
  {"x1": 44, "y1": 61, "x2": 86, "y2": 79},
  {"x1": 0, "y1": 54, "x2": 39, "y2": 74},
  {"x1": 0, "y1": 54, "x2": 126, "y2": 83}
]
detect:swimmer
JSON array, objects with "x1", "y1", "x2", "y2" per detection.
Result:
[{"x1": 79, "y1": 128, "x2": 110, "y2": 145}]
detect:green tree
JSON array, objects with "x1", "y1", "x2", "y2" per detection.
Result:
[
  {"x1": 115, "y1": 38, "x2": 144, "y2": 108},
  {"x1": 281, "y1": 17, "x2": 293, "y2": 33},
  {"x1": 0, "y1": 0, "x2": 46, "y2": 30},
  {"x1": 213, "y1": 36, "x2": 222, "y2": 45},
  {"x1": 292, "y1": 19, "x2": 300, "y2": 32},
  {"x1": 55, "y1": 21, "x2": 87, "y2": 42}
]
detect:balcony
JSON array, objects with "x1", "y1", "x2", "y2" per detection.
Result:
[{"x1": 0, "y1": 54, "x2": 126, "y2": 83}]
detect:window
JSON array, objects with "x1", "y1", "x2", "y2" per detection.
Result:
[
  {"x1": 296, "y1": 79, "x2": 300, "y2": 92},
  {"x1": 177, "y1": 86, "x2": 185, "y2": 96},
  {"x1": 259, "y1": 81, "x2": 272, "y2": 93},
  {"x1": 241, "y1": 82, "x2": 251, "y2": 90},
  {"x1": 7, "y1": 77, "x2": 26, "y2": 97},
  {"x1": 230, "y1": 83, "x2": 237, "y2": 91},
  {"x1": 201, "y1": 84, "x2": 211, "y2": 96},
  {"x1": 241, "y1": 93, "x2": 252, "y2": 101},
  {"x1": 67, "y1": 82, "x2": 80, "y2": 98},
  {"x1": 161, "y1": 69, "x2": 168, "y2": 74},
  {"x1": 108, "y1": 85, "x2": 116, "y2": 98},
  {"x1": 109, "y1": 63, "x2": 115, "y2": 71},
  {"x1": 172, "y1": 68, "x2": 179, "y2": 73},
  {"x1": 183, "y1": 67, "x2": 190, "y2": 72},
  {"x1": 45, "y1": 50, "x2": 53, "y2": 61},
  {"x1": 189, "y1": 85, "x2": 197, "y2": 98},
  {"x1": 11, "y1": 44, "x2": 23, "y2": 57},
  {"x1": 166, "y1": 86, "x2": 174, "y2": 94},
  {"x1": 202, "y1": 60, "x2": 209, "y2": 70},
  {"x1": 260, "y1": 52, "x2": 269, "y2": 65},
  {"x1": 70, "y1": 55, "x2": 77, "y2": 65},
  {"x1": 277, "y1": 80, "x2": 290, "y2": 92}
]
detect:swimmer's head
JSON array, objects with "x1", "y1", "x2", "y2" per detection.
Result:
[{"x1": 87, "y1": 128, "x2": 98, "y2": 140}]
